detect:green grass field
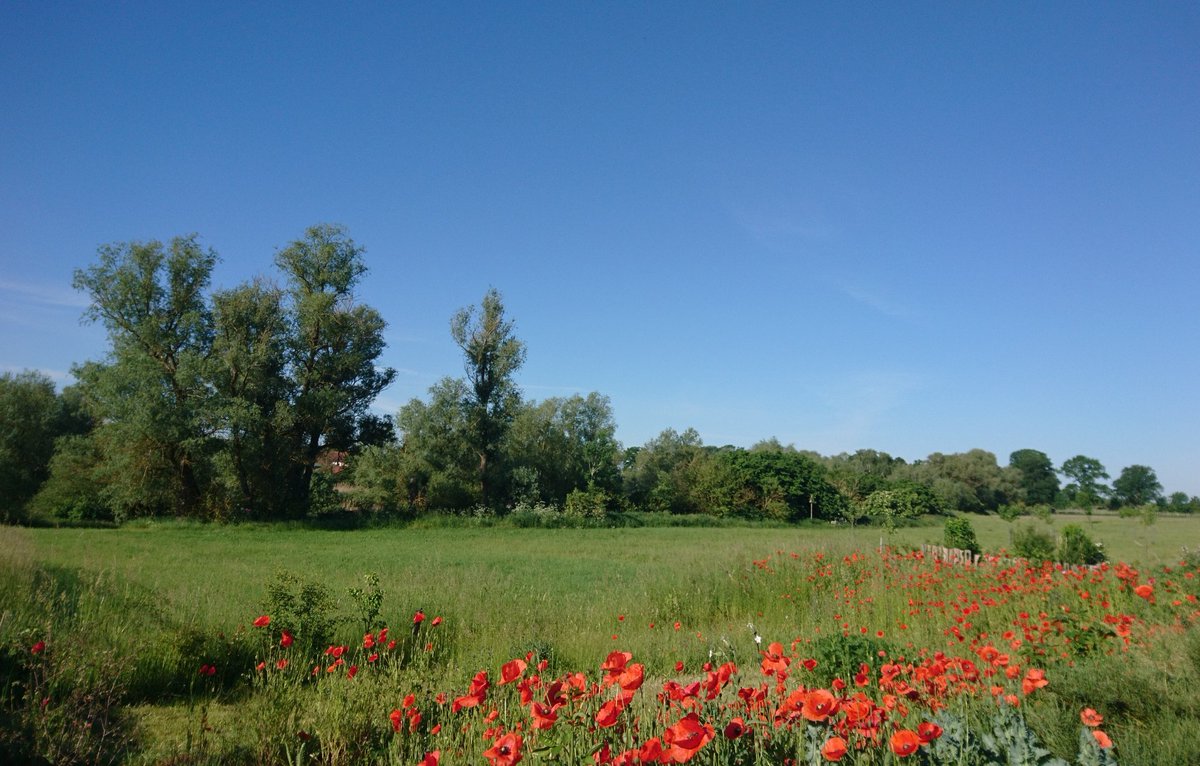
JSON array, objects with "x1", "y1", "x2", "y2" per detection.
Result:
[{"x1": 3, "y1": 515, "x2": 1199, "y2": 765}]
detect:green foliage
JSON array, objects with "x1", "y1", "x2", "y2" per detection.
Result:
[
  {"x1": 450, "y1": 288, "x2": 526, "y2": 507},
  {"x1": 894, "y1": 449, "x2": 1019, "y2": 513},
  {"x1": 1112, "y1": 464, "x2": 1163, "y2": 508},
  {"x1": 1060, "y1": 455, "x2": 1110, "y2": 508},
  {"x1": 998, "y1": 503, "x2": 1026, "y2": 522},
  {"x1": 1011, "y1": 523, "x2": 1057, "y2": 563},
  {"x1": 945, "y1": 515, "x2": 981, "y2": 554},
  {"x1": 563, "y1": 485, "x2": 610, "y2": 521},
  {"x1": 28, "y1": 434, "x2": 113, "y2": 522},
  {"x1": 274, "y1": 224, "x2": 396, "y2": 516},
  {"x1": 823, "y1": 448, "x2": 904, "y2": 502},
  {"x1": 1010, "y1": 448, "x2": 1061, "y2": 506},
  {"x1": 1059, "y1": 524, "x2": 1106, "y2": 566},
  {"x1": 861, "y1": 481, "x2": 940, "y2": 529},
  {"x1": 0, "y1": 371, "x2": 74, "y2": 522},
  {"x1": 263, "y1": 571, "x2": 340, "y2": 654},
  {"x1": 346, "y1": 572, "x2": 384, "y2": 632},
  {"x1": 50, "y1": 225, "x2": 395, "y2": 523},
  {"x1": 621, "y1": 427, "x2": 704, "y2": 514},
  {"x1": 344, "y1": 443, "x2": 407, "y2": 514},
  {"x1": 808, "y1": 632, "x2": 895, "y2": 684},
  {"x1": 505, "y1": 393, "x2": 622, "y2": 505}
]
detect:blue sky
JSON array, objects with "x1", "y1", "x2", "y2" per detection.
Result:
[{"x1": 2, "y1": 3, "x2": 1198, "y2": 495}]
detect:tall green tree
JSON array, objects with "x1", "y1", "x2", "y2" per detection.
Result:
[
  {"x1": 275, "y1": 224, "x2": 396, "y2": 516},
  {"x1": 1112, "y1": 464, "x2": 1163, "y2": 507},
  {"x1": 1009, "y1": 449, "x2": 1060, "y2": 505},
  {"x1": 72, "y1": 236, "x2": 218, "y2": 517},
  {"x1": 1058, "y1": 455, "x2": 1109, "y2": 508},
  {"x1": 450, "y1": 288, "x2": 525, "y2": 507},
  {"x1": 208, "y1": 281, "x2": 292, "y2": 516}
]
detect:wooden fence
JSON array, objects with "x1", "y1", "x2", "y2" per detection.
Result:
[{"x1": 920, "y1": 544, "x2": 985, "y2": 566}]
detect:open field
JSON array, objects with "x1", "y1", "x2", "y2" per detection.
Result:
[{"x1": 3, "y1": 518, "x2": 1200, "y2": 764}]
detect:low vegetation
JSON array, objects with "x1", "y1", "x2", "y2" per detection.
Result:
[{"x1": 3, "y1": 521, "x2": 1200, "y2": 764}]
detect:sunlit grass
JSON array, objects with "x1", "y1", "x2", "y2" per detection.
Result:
[{"x1": 4, "y1": 516, "x2": 1200, "y2": 764}]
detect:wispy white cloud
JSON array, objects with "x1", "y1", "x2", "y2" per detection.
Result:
[
  {"x1": 731, "y1": 202, "x2": 834, "y2": 252},
  {"x1": 0, "y1": 278, "x2": 90, "y2": 309},
  {"x1": 836, "y1": 281, "x2": 912, "y2": 319}
]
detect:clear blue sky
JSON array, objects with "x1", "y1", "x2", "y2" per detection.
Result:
[{"x1": 2, "y1": 3, "x2": 1197, "y2": 495}]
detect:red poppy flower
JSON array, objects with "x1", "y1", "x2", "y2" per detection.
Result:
[
  {"x1": 801, "y1": 689, "x2": 839, "y2": 722},
  {"x1": 1080, "y1": 708, "x2": 1103, "y2": 727},
  {"x1": 30, "y1": 641, "x2": 45, "y2": 655},
  {"x1": 483, "y1": 732, "x2": 523, "y2": 766},
  {"x1": 917, "y1": 721, "x2": 943, "y2": 743},
  {"x1": 431, "y1": 616, "x2": 442, "y2": 627},
  {"x1": 253, "y1": 615, "x2": 270, "y2": 628},
  {"x1": 890, "y1": 729, "x2": 921, "y2": 757},
  {"x1": 420, "y1": 751, "x2": 440, "y2": 766},
  {"x1": 500, "y1": 658, "x2": 527, "y2": 685},
  {"x1": 280, "y1": 631, "x2": 294, "y2": 648},
  {"x1": 821, "y1": 736, "x2": 848, "y2": 762},
  {"x1": 760, "y1": 642, "x2": 790, "y2": 677},
  {"x1": 617, "y1": 662, "x2": 645, "y2": 692},
  {"x1": 275, "y1": 658, "x2": 288, "y2": 670},
  {"x1": 1134, "y1": 584, "x2": 1153, "y2": 600},
  {"x1": 389, "y1": 709, "x2": 404, "y2": 732},
  {"x1": 1021, "y1": 668, "x2": 1048, "y2": 695},
  {"x1": 661, "y1": 713, "x2": 714, "y2": 763},
  {"x1": 530, "y1": 702, "x2": 558, "y2": 730},
  {"x1": 723, "y1": 717, "x2": 746, "y2": 739},
  {"x1": 413, "y1": 610, "x2": 426, "y2": 624},
  {"x1": 1092, "y1": 729, "x2": 1113, "y2": 749},
  {"x1": 624, "y1": 736, "x2": 657, "y2": 761},
  {"x1": 595, "y1": 696, "x2": 627, "y2": 728}
]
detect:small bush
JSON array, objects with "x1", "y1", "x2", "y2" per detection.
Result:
[
  {"x1": 263, "y1": 570, "x2": 340, "y2": 654},
  {"x1": 944, "y1": 516, "x2": 980, "y2": 554},
  {"x1": 564, "y1": 486, "x2": 609, "y2": 521},
  {"x1": 1011, "y1": 523, "x2": 1056, "y2": 563},
  {"x1": 1058, "y1": 524, "x2": 1105, "y2": 566},
  {"x1": 997, "y1": 503, "x2": 1024, "y2": 522}
]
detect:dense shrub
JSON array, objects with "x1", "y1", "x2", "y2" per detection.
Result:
[
  {"x1": 1011, "y1": 523, "x2": 1056, "y2": 563},
  {"x1": 1058, "y1": 524, "x2": 1106, "y2": 565},
  {"x1": 944, "y1": 516, "x2": 981, "y2": 554}
]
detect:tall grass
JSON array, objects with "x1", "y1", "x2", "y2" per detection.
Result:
[{"x1": 3, "y1": 520, "x2": 1199, "y2": 764}]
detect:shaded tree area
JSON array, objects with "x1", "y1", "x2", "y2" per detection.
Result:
[{"x1": 0, "y1": 371, "x2": 91, "y2": 522}]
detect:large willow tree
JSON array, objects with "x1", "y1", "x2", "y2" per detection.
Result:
[{"x1": 59, "y1": 225, "x2": 394, "y2": 519}]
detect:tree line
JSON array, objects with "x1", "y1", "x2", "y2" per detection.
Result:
[{"x1": 2, "y1": 225, "x2": 1196, "y2": 524}]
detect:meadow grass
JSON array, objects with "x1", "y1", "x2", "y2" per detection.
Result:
[{"x1": 3, "y1": 516, "x2": 1199, "y2": 764}]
